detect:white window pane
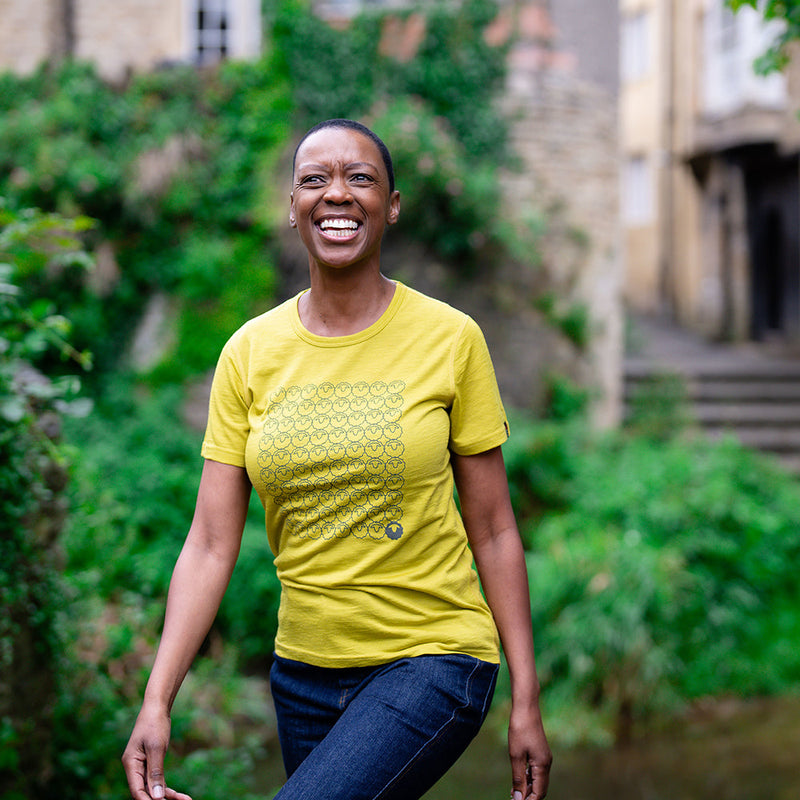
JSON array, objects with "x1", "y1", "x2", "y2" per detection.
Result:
[
  {"x1": 621, "y1": 11, "x2": 650, "y2": 83},
  {"x1": 623, "y1": 157, "x2": 653, "y2": 225}
]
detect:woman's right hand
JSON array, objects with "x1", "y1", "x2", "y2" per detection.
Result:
[{"x1": 122, "y1": 704, "x2": 192, "y2": 800}]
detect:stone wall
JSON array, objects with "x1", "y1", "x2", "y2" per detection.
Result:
[
  {"x1": 0, "y1": 0, "x2": 57, "y2": 74},
  {"x1": 499, "y1": 5, "x2": 622, "y2": 427},
  {"x1": 75, "y1": 0, "x2": 184, "y2": 82}
]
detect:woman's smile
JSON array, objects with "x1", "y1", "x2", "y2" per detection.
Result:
[{"x1": 316, "y1": 215, "x2": 361, "y2": 240}]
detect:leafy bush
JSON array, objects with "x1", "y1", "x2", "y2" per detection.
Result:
[
  {"x1": 508, "y1": 419, "x2": 800, "y2": 743},
  {"x1": 0, "y1": 57, "x2": 287, "y2": 379},
  {"x1": 274, "y1": 0, "x2": 508, "y2": 163},
  {"x1": 60, "y1": 381, "x2": 280, "y2": 794},
  {"x1": 0, "y1": 203, "x2": 95, "y2": 798},
  {"x1": 393, "y1": 0, "x2": 509, "y2": 163},
  {"x1": 371, "y1": 98, "x2": 503, "y2": 260}
]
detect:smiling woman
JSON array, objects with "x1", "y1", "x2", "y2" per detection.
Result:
[{"x1": 122, "y1": 119, "x2": 552, "y2": 800}]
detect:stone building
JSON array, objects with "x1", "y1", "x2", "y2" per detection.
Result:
[
  {"x1": 620, "y1": 0, "x2": 800, "y2": 343},
  {"x1": 0, "y1": 0, "x2": 261, "y2": 81}
]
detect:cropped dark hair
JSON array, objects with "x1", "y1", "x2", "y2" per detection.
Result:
[{"x1": 292, "y1": 119, "x2": 395, "y2": 193}]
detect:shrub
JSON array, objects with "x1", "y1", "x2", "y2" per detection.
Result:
[
  {"x1": 0, "y1": 203, "x2": 95, "y2": 797},
  {"x1": 508, "y1": 419, "x2": 800, "y2": 743}
]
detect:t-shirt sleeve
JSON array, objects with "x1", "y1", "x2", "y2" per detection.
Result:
[
  {"x1": 201, "y1": 337, "x2": 251, "y2": 467},
  {"x1": 449, "y1": 316, "x2": 509, "y2": 455}
]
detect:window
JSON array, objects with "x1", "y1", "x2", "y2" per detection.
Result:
[
  {"x1": 621, "y1": 11, "x2": 651, "y2": 83},
  {"x1": 703, "y1": 0, "x2": 786, "y2": 114},
  {"x1": 623, "y1": 157, "x2": 653, "y2": 226},
  {"x1": 195, "y1": 0, "x2": 229, "y2": 66},
  {"x1": 719, "y1": 4, "x2": 739, "y2": 53}
]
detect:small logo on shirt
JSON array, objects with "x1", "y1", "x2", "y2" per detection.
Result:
[{"x1": 385, "y1": 522, "x2": 404, "y2": 540}]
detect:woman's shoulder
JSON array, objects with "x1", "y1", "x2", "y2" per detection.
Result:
[
  {"x1": 398, "y1": 283, "x2": 474, "y2": 327},
  {"x1": 397, "y1": 284, "x2": 486, "y2": 347}
]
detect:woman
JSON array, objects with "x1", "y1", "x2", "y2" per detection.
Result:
[{"x1": 122, "y1": 119, "x2": 551, "y2": 800}]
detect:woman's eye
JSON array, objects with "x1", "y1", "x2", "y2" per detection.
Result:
[{"x1": 352, "y1": 174, "x2": 373, "y2": 183}]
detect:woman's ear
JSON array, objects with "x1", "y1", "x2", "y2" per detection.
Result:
[
  {"x1": 387, "y1": 191, "x2": 401, "y2": 225},
  {"x1": 289, "y1": 193, "x2": 297, "y2": 228}
]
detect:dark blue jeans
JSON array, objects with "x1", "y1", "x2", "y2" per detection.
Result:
[{"x1": 269, "y1": 653, "x2": 499, "y2": 800}]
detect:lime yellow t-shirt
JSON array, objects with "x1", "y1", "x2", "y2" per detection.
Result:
[{"x1": 202, "y1": 282, "x2": 508, "y2": 667}]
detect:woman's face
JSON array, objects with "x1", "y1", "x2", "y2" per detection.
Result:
[{"x1": 290, "y1": 127, "x2": 400, "y2": 272}]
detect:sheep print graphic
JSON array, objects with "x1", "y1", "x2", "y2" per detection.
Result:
[{"x1": 257, "y1": 379, "x2": 406, "y2": 542}]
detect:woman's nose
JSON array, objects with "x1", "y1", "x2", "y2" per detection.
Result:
[{"x1": 323, "y1": 177, "x2": 352, "y2": 204}]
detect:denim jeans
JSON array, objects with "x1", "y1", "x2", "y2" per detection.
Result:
[{"x1": 269, "y1": 653, "x2": 499, "y2": 800}]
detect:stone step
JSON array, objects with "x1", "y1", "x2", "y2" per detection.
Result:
[
  {"x1": 705, "y1": 426, "x2": 800, "y2": 452},
  {"x1": 775, "y1": 453, "x2": 800, "y2": 474},
  {"x1": 688, "y1": 403, "x2": 800, "y2": 425},
  {"x1": 624, "y1": 379, "x2": 800, "y2": 405},
  {"x1": 684, "y1": 380, "x2": 800, "y2": 401},
  {"x1": 624, "y1": 359, "x2": 800, "y2": 380}
]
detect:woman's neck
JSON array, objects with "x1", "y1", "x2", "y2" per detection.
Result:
[{"x1": 298, "y1": 267, "x2": 396, "y2": 337}]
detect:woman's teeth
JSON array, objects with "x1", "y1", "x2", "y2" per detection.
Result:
[{"x1": 319, "y1": 219, "x2": 359, "y2": 237}]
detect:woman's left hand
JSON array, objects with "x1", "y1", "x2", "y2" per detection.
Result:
[{"x1": 508, "y1": 700, "x2": 552, "y2": 800}]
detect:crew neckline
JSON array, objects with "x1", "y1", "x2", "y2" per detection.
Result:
[{"x1": 290, "y1": 281, "x2": 407, "y2": 347}]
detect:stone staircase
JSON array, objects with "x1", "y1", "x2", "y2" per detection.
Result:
[{"x1": 624, "y1": 317, "x2": 800, "y2": 474}]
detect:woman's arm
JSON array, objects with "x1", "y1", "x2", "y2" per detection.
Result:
[
  {"x1": 122, "y1": 459, "x2": 252, "y2": 800},
  {"x1": 452, "y1": 446, "x2": 552, "y2": 800}
]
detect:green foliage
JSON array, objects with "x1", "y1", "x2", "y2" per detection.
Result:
[
  {"x1": 371, "y1": 98, "x2": 503, "y2": 260},
  {"x1": 217, "y1": 523, "x2": 283, "y2": 668},
  {"x1": 0, "y1": 58, "x2": 288, "y2": 378},
  {"x1": 396, "y1": 0, "x2": 509, "y2": 162},
  {"x1": 535, "y1": 293, "x2": 591, "y2": 350},
  {"x1": 542, "y1": 372, "x2": 591, "y2": 422},
  {"x1": 63, "y1": 382, "x2": 204, "y2": 598},
  {"x1": 728, "y1": 0, "x2": 800, "y2": 73},
  {"x1": 0, "y1": 204, "x2": 96, "y2": 798},
  {"x1": 0, "y1": 2, "x2": 518, "y2": 375},
  {"x1": 275, "y1": 0, "x2": 508, "y2": 163},
  {"x1": 625, "y1": 371, "x2": 693, "y2": 440},
  {"x1": 508, "y1": 419, "x2": 800, "y2": 743},
  {"x1": 59, "y1": 381, "x2": 280, "y2": 795},
  {"x1": 272, "y1": 0, "x2": 381, "y2": 126}
]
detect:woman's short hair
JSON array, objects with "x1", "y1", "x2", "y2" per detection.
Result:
[{"x1": 292, "y1": 119, "x2": 395, "y2": 194}]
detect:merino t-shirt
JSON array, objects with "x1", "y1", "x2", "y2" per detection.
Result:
[{"x1": 202, "y1": 281, "x2": 508, "y2": 667}]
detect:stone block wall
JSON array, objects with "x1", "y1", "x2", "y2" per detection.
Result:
[
  {"x1": 0, "y1": 0, "x2": 57, "y2": 74},
  {"x1": 75, "y1": 0, "x2": 184, "y2": 82},
  {"x1": 501, "y1": 65, "x2": 622, "y2": 427}
]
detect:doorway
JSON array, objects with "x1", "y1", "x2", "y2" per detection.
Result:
[{"x1": 745, "y1": 152, "x2": 800, "y2": 340}]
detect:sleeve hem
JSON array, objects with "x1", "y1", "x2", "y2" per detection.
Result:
[
  {"x1": 200, "y1": 442, "x2": 247, "y2": 468},
  {"x1": 449, "y1": 427, "x2": 509, "y2": 457}
]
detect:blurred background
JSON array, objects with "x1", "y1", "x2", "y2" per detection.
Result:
[{"x1": 2, "y1": 1, "x2": 800, "y2": 798}]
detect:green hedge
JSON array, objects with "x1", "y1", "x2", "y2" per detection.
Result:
[{"x1": 505, "y1": 418, "x2": 800, "y2": 744}]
